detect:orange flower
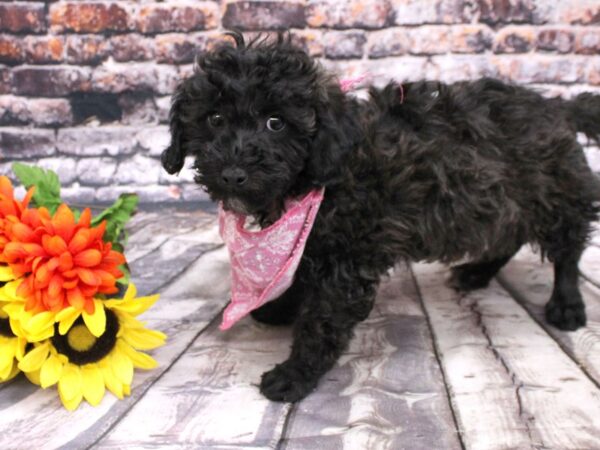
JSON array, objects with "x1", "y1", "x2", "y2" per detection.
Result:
[
  {"x1": 0, "y1": 176, "x2": 34, "y2": 261},
  {"x1": 3, "y1": 204, "x2": 126, "y2": 314}
]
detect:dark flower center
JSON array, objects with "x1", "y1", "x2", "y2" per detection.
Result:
[
  {"x1": 52, "y1": 309, "x2": 119, "y2": 365},
  {"x1": 0, "y1": 318, "x2": 14, "y2": 338}
]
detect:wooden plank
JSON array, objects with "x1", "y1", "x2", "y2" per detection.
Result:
[
  {"x1": 281, "y1": 267, "x2": 461, "y2": 450},
  {"x1": 128, "y1": 227, "x2": 222, "y2": 296},
  {"x1": 498, "y1": 246, "x2": 600, "y2": 386},
  {"x1": 579, "y1": 244, "x2": 600, "y2": 298},
  {"x1": 94, "y1": 303, "x2": 294, "y2": 448},
  {"x1": 124, "y1": 211, "x2": 222, "y2": 296},
  {"x1": 94, "y1": 214, "x2": 296, "y2": 448},
  {"x1": 0, "y1": 214, "x2": 229, "y2": 450},
  {"x1": 0, "y1": 294, "x2": 226, "y2": 449},
  {"x1": 126, "y1": 207, "x2": 210, "y2": 231},
  {"x1": 413, "y1": 262, "x2": 600, "y2": 450},
  {"x1": 125, "y1": 210, "x2": 215, "y2": 264}
]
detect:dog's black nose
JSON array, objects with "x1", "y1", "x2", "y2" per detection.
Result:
[{"x1": 221, "y1": 167, "x2": 248, "y2": 187}]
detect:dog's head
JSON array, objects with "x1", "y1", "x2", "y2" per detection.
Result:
[{"x1": 161, "y1": 32, "x2": 361, "y2": 217}]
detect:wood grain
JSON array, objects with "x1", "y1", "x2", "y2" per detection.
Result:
[
  {"x1": 95, "y1": 310, "x2": 294, "y2": 448},
  {"x1": 125, "y1": 209, "x2": 215, "y2": 264},
  {"x1": 95, "y1": 237, "x2": 296, "y2": 449},
  {"x1": 414, "y1": 261, "x2": 600, "y2": 450},
  {"x1": 498, "y1": 245, "x2": 600, "y2": 386},
  {"x1": 2, "y1": 208, "x2": 600, "y2": 450},
  {"x1": 281, "y1": 267, "x2": 461, "y2": 450},
  {"x1": 0, "y1": 211, "x2": 229, "y2": 450}
]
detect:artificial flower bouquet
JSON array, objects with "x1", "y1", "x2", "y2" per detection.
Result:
[{"x1": 0, "y1": 163, "x2": 166, "y2": 410}]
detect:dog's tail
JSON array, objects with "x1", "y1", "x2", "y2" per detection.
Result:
[{"x1": 566, "y1": 93, "x2": 600, "y2": 144}]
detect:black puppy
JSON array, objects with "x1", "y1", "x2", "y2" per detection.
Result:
[{"x1": 162, "y1": 32, "x2": 600, "y2": 402}]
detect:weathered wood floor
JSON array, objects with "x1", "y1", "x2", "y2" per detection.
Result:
[{"x1": 1, "y1": 207, "x2": 600, "y2": 450}]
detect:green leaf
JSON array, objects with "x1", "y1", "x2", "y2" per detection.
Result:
[
  {"x1": 92, "y1": 194, "x2": 139, "y2": 246},
  {"x1": 12, "y1": 163, "x2": 62, "y2": 214},
  {"x1": 117, "y1": 264, "x2": 131, "y2": 286}
]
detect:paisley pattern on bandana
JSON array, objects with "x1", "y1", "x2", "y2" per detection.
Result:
[{"x1": 218, "y1": 188, "x2": 325, "y2": 330}]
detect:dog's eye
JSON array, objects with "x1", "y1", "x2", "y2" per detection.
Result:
[
  {"x1": 266, "y1": 116, "x2": 285, "y2": 132},
  {"x1": 208, "y1": 113, "x2": 224, "y2": 128}
]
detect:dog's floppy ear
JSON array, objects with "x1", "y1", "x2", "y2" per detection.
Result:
[
  {"x1": 161, "y1": 83, "x2": 187, "y2": 175},
  {"x1": 307, "y1": 83, "x2": 362, "y2": 183}
]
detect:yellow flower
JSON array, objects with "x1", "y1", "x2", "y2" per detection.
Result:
[
  {"x1": 2, "y1": 280, "x2": 55, "y2": 342},
  {"x1": 2, "y1": 280, "x2": 110, "y2": 342},
  {"x1": 18, "y1": 284, "x2": 165, "y2": 410},
  {"x1": 0, "y1": 263, "x2": 15, "y2": 283},
  {"x1": 0, "y1": 309, "x2": 26, "y2": 382},
  {"x1": 1, "y1": 270, "x2": 35, "y2": 381},
  {"x1": 55, "y1": 282, "x2": 159, "y2": 338}
]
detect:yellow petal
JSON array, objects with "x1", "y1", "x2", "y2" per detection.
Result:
[
  {"x1": 25, "y1": 312, "x2": 55, "y2": 338},
  {"x1": 111, "y1": 350, "x2": 133, "y2": 386},
  {"x1": 27, "y1": 327, "x2": 55, "y2": 343},
  {"x1": 15, "y1": 337, "x2": 27, "y2": 361},
  {"x1": 39, "y1": 354, "x2": 63, "y2": 388},
  {"x1": 0, "y1": 265, "x2": 15, "y2": 282},
  {"x1": 18, "y1": 341, "x2": 50, "y2": 372},
  {"x1": 55, "y1": 306, "x2": 77, "y2": 321},
  {"x1": 117, "y1": 340, "x2": 158, "y2": 370},
  {"x1": 0, "y1": 339, "x2": 16, "y2": 362},
  {"x1": 0, "y1": 359, "x2": 15, "y2": 380},
  {"x1": 1, "y1": 280, "x2": 22, "y2": 300},
  {"x1": 9, "y1": 317, "x2": 25, "y2": 339},
  {"x1": 26, "y1": 311, "x2": 55, "y2": 330},
  {"x1": 82, "y1": 299, "x2": 106, "y2": 338},
  {"x1": 122, "y1": 327, "x2": 166, "y2": 350},
  {"x1": 114, "y1": 312, "x2": 144, "y2": 332},
  {"x1": 25, "y1": 370, "x2": 41, "y2": 386},
  {"x1": 0, "y1": 341, "x2": 16, "y2": 379},
  {"x1": 124, "y1": 283, "x2": 137, "y2": 302},
  {"x1": 123, "y1": 384, "x2": 130, "y2": 396},
  {"x1": 3, "y1": 302, "x2": 23, "y2": 318},
  {"x1": 1, "y1": 363, "x2": 20, "y2": 382},
  {"x1": 58, "y1": 363, "x2": 82, "y2": 402},
  {"x1": 57, "y1": 308, "x2": 80, "y2": 336},
  {"x1": 106, "y1": 294, "x2": 159, "y2": 317},
  {"x1": 81, "y1": 365, "x2": 106, "y2": 406},
  {"x1": 59, "y1": 388, "x2": 83, "y2": 411},
  {"x1": 101, "y1": 364, "x2": 123, "y2": 399}
]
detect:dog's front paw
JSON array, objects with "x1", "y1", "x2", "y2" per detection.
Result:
[
  {"x1": 545, "y1": 299, "x2": 586, "y2": 331},
  {"x1": 260, "y1": 362, "x2": 317, "y2": 402}
]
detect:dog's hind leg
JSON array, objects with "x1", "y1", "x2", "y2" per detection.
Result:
[
  {"x1": 448, "y1": 253, "x2": 517, "y2": 291},
  {"x1": 544, "y1": 239, "x2": 587, "y2": 331},
  {"x1": 542, "y1": 217, "x2": 592, "y2": 331}
]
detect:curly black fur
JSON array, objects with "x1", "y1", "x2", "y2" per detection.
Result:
[{"x1": 162, "y1": 32, "x2": 600, "y2": 402}]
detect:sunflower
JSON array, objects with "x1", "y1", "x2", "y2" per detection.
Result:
[
  {"x1": 0, "y1": 263, "x2": 27, "y2": 383},
  {"x1": 0, "y1": 308, "x2": 26, "y2": 382},
  {"x1": 18, "y1": 284, "x2": 165, "y2": 410},
  {"x1": 1, "y1": 274, "x2": 111, "y2": 342},
  {"x1": 0, "y1": 269, "x2": 28, "y2": 381},
  {"x1": 3, "y1": 204, "x2": 126, "y2": 314}
]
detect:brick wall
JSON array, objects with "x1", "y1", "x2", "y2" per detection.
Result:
[{"x1": 1, "y1": 0, "x2": 600, "y2": 203}]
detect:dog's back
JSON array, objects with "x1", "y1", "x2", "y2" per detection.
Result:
[{"x1": 361, "y1": 78, "x2": 600, "y2": 266}]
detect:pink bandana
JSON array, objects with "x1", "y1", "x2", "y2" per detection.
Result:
[{"x1": 218, "y1": 188, "x2": 325, "y2": 330}]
